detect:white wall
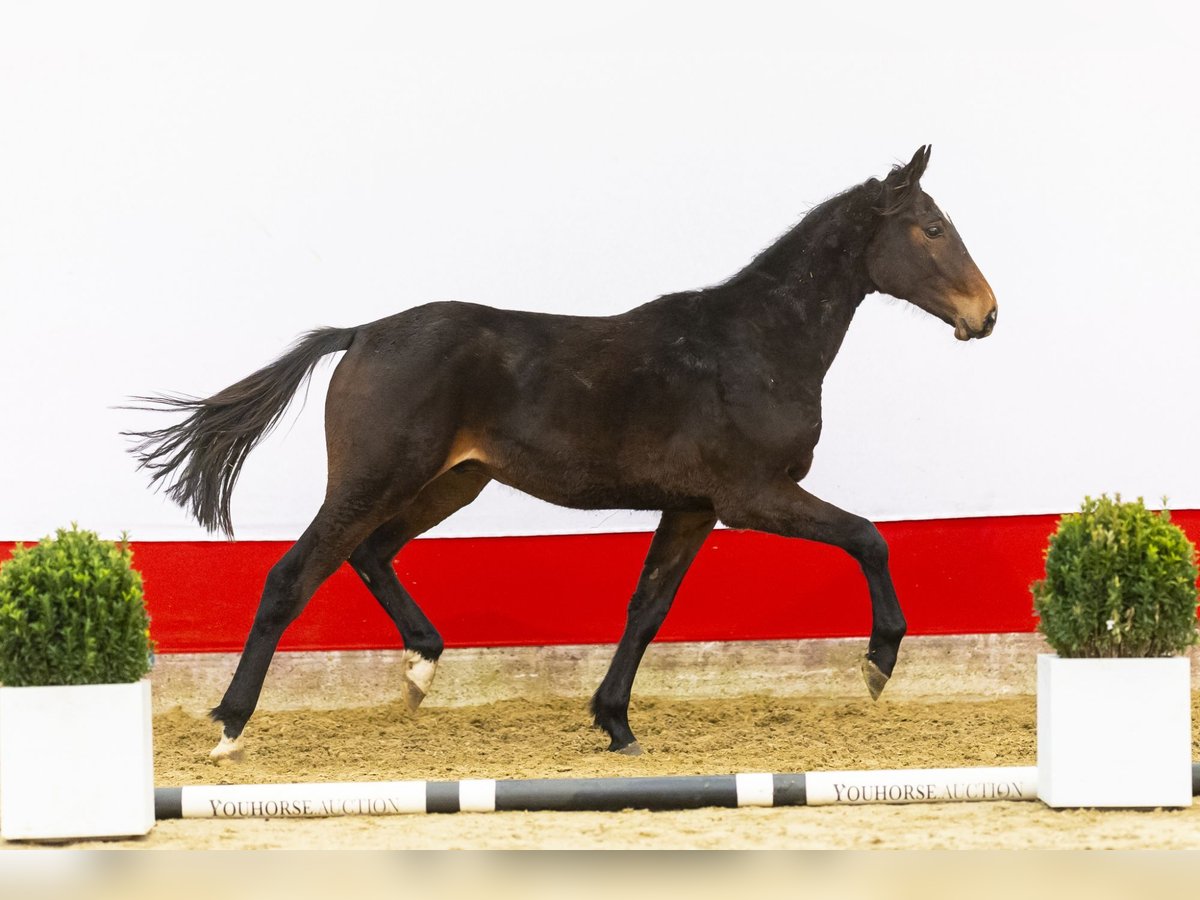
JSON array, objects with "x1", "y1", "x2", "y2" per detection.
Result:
[{"x1": 2, "y1": 1, "x2": 1198, "y2": 541}]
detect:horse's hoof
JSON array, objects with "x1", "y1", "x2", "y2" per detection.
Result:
[
  {"x1": 209, "y1": 733, "x2": 244, "y2": 765},
  {"x1": 401, "y1": 650, "x2": 437, "y2": 712},
  {"x1": 861, "y1": 656, "x2": 890, "y2": 701},
  {"x1": 402, "y1": 681, "x2": 426, "y2": 713},
  {"x1": 614, "y1": 740, "x2": 643, "y2": 756}
]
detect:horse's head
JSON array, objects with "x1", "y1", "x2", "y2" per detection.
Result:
[{"x1": 864, "y1": 146, "x2": 997, "y2": 341}]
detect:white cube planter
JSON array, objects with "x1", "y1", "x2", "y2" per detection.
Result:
[
  {"x1": 1, "y1": 680, "x2": 155, "y2": 841},
  {"x1": 1037, "y1": 654, "x2": 1192, "y2": 808}
]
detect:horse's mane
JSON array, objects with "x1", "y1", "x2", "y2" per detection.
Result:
[
  {"x1": 872, "y1": 163, "x2": 923, "y2": 216},
  {"x1": 726, "y1": 162, "x2": 921, "y2": 287}
]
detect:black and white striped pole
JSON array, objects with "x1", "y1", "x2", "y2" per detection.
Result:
[
  {"x1": 156, "y1": 773, "x2": 796, "y2": 819},
  {"x1": 155, "y1": 763, "x2": 1200, "y2": 819}
]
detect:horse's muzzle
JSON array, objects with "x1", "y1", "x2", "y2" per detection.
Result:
[{"x1": 955, "y1": 307, "x2": 997, "y2": 341}]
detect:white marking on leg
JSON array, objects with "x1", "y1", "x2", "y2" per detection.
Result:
[
  {"x1": 404, "y1": 649, "x2": 438, "y2": 696},
  {"x1": 209, "y1": 732, "x2": 243, "y2": 764}
]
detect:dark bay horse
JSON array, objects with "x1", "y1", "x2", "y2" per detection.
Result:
[{"x1": 129, "y1": 146, "x2": 997, "y2": 760}]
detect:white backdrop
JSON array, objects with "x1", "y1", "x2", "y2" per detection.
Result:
[{"x1": 2, "y1": 2, "x2": 1198, "y2": 541}]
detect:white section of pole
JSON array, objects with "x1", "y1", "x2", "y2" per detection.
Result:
[
  {"x1": 734, "y1": 773, "x2": 775, "y2": 808},
  {"x1": 458, "y1": 779, "x2": 498, "y2": 813}
]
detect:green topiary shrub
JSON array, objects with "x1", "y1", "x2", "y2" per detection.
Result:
[
  {"x1": 0, "y1": 524, "x2": 154, "y2": 686},
  {"x1": 1032, "y1": 495, "x2": 1199, "y2": 658}
]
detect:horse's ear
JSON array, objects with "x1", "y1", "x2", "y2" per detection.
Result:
[
  {"x1": 875, "y1": 146, "x2": 931, "y2": 214},
  {"x1": 906, "y1": 145, "x2": 931, "y2": 182}
]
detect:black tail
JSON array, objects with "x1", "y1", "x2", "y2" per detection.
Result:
[{"x1": 124, "y1": 326, "x2": 358, "y2": 538}]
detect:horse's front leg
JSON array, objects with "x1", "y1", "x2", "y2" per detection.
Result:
[
  {"x1": 591, "y1": 509, "x2": 717, "y2": 754},
  {"x1": 717, "y1": 480, "x2": 906, "y2": 698}
]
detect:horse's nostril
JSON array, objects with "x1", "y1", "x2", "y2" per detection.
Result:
[{"x1": 984, "y1": 309, "x2": 998, "y2": 327}]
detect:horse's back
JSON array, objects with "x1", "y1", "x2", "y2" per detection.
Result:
[
  {"x1": 338, "y1": 296, "x2": 712, "y2": 403},
  {"x1": 321, "y1": 297, "x2": 731, "y2": 507}
]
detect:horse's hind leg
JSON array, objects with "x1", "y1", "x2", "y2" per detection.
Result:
[
  {"x1": 208, "y1": 478, "x2": 416, "y2": 762},
  {"x1": 591, "y1": 509, "x2": 717, "y2": 754},
  {"x1": 347, "y1": 465, "x2": 492, "y2": 711}
]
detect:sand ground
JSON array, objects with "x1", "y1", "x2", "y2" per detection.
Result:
[{"x1": 17, "y1": 691, "x2": 1197, "y2": 850}]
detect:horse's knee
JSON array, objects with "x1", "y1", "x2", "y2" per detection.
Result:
[{"x1": 849, "y1": 519, "x2": 889, "y2": 570}]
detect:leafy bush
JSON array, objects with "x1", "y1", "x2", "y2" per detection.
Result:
[
  {"x1": 0, "y1": 525, "x2": 154, "y2": 686},
  {"x1": 1032, "y1": 496, "x2": 1199, "y2": 657}
]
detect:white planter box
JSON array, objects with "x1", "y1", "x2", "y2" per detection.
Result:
[
  {"x1": 1037, "y1": 654, "x2": 1192, "y2": 808},
  {"x1": 1, "y1": 680, "x2": 155, "y2": 841}
]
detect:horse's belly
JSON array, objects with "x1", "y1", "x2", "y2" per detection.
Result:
[
  {"x1": 477, "y1": 445, "x2": 708, "y2": 511},
  {"x1": 492, "y1": 470, "x2": 709, "y2": 513}
]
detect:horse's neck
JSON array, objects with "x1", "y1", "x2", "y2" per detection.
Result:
[
  {"x1": 716, "y1": 237, "x2": 873, "y2": 375},
  {"x1": 787, "y1": 276, "x2": 867, "y2": 366}
]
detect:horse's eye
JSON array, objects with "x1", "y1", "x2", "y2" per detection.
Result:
[{"x1": 924, "y1": 224, "x2": 944, "y2": 238}]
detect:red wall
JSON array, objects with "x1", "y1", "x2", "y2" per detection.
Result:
[{"x1": 3, "y1": 511, "x2": 1198, "y2": 653}]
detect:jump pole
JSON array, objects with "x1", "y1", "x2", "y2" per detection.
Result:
[{"x1": 154, "y1": 763, "x2": 1200, "y2": 819}]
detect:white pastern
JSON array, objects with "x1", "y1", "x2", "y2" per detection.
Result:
[
  {"x1": 404, "y1": 650, "x2": 438, "y2": 696},
  {"x1": 209, "y1": 732, "x2": 243, "y2": 764}
]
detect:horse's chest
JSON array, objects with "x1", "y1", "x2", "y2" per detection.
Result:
[
  {"x1": 726, "y1": 377, "x2": 823, "y2": 445},
  {"x1": 772, "y1": 409, "x2": 824, "y2": 475}
]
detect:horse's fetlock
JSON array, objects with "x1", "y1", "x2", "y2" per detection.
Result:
[
  {"x1": 590, "y1": 688, "x2": 623, "y2": 724},
  {"x1": 209, "y1": 701, "x2": 248, "y2": 738},
  {"x1": 425, "y1": 635, "x2": 445, "y2": 660},
  {"x1": 866, "y1": 632, "x2": 902, "y2": 679},
  {"x1": 873, "y1": 617, "x2": 906, "y2": 644},
  {"x1": 591, "y1": 694, "x2": 635, "y2": 749}
]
